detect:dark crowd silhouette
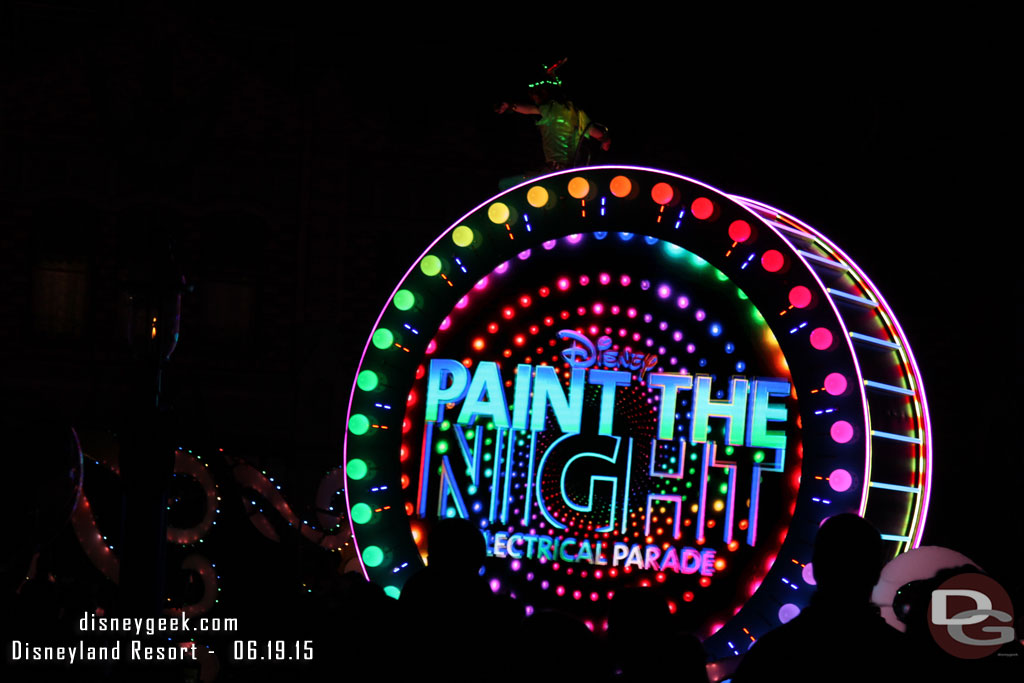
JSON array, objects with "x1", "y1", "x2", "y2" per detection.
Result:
[{"x1": 6, "y1": 508, "x2": 1021, "y2": 682}]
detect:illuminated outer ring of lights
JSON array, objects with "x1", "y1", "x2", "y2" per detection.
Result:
[{"x1": 343, "y1": 166, "x2": 931, "y2": 657}]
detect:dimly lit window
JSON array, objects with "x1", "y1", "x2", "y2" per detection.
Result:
[
  {"x1": 202, "y1": 280, "x2": 254, "y2": 344},
  {"x1": 32, "y1": 260, "x2": 87, "y2": 338}
]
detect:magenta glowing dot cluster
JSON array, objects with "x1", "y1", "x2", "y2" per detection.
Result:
[{"x1": 343, "y1": 166, "x2": 931, "y2": 657}]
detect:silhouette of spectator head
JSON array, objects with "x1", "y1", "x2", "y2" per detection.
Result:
[
  {"x1": 608, "y1": 587, "x2": 672, "y2": 646},
  {"x1": 608, "y1": 588, "x2": 709, "y2": 681},
  {"x1": 426, "y1": 517, "x2": 486, "y2": 574},
  {"x1": 515, "y1": 610, "x2": 603, "y2": 680},
  {"x1": 894, "y1": 564, "x2": 980, "y2": 636},
  {"x1": 811, "y1": 513, "x2": 884, "y2": 601}
]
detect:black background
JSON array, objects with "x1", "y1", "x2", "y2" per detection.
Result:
[{"x1": 1, "y1": 0, "x2": 1017, "y2": 652}]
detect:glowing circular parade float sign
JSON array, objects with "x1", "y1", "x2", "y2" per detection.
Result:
[{"x1": 344, "y1": 166, "x2": 931, "y2": 658}]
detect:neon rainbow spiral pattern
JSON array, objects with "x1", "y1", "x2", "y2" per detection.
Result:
[{"x1": 344, "y1": 166, "x2": 931, "y2": 657}]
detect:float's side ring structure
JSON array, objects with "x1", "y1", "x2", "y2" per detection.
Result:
[{"x1": 733, "y1": 196, "x2": 932, "y2": 553}]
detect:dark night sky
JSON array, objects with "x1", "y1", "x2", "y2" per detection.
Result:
[{"x1": 2, "y1": 4, "x2": 1018, "y2": 612}]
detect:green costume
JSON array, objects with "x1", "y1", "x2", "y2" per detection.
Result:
[{"x1": 536, "y1": 101, "x2": 591, "y2": 170}]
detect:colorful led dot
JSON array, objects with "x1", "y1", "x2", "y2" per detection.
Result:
[
  {"x1": 452, "y1": 226, "x2": 474, "y2": 247},
  {"x1": 802, "y1": 562, "x2": 816, "y2": 586},
  {"x1": 651, "y1": 182, "x2": 674, "y2": 205},
  {"x1": 691, "y1": 197, "x2": 715, "y2": 220},
  {"x1": 362, "y1": 545, "x2": 384, "y2": 567},
  {"x1": 347, "y1": 459, "x2": 367, "y2": 480},
  {"x1": 778, "y1": 603, "x2": 801, "y2": 624},
  {"x1": 809, "y1": 327, "x2": 833, "y2": 350},
  {"x1": 609, "y1": 175, "x2": 632, "y2": 197},
  {"x1": 348, "y1": 414, "x2": 370, "y2": 435},
  {"x1": 830, "y1": 420, "x2": 854, "y2": 444},
  {"x1": 824, "y1": 372, "x2": 847, "y2": 395},
  {"x1": 488, "y1": 202, "x2": 510, "y2": 224},
  {"x1": 383, "y1": 586, "x2": 401, "y2": 599},
  {"x1": 828, "y1": 468, "x2": 853, "y2": 492},
  {"x1": 393, "y1": 289, "x2": 415, "y2": 311},
  {"x1": 567, "y1": 176, "x2": 590, "y2": 199},
  {"x1": 527, "y1": 185, "x2": 549, "y2": 208},
  {"x1": 789, "y1": 285, "x2": 812, "y2": 308},
  {"x1": 420, "y1": 255, "x2": 442, "y2": 276},
  {"x1": 728, "y1": 220, "x2": 751, "y2": 242},
  {"x1": 350, "y1": 503, "x2": 372, "y2": 524},
  {"x1": 372, "y1": 328, "x2": 394, "y2": 349},
  {"x1": 761, "y1": 250, "x2": 784, "y2": 272},
  {"x1": 356, "y1": 370, "x2": 379, "y2": 392}
]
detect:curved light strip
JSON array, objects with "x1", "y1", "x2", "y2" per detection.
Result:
[
  {"x1": 728, "y1": 197, "x2": 873, "y2": 517},
  {"x1": 731, "y1": 194, "x2": 932, "y2": 550}
]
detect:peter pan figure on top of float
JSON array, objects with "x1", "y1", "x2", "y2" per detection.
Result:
[{"x1": 496, "y1": 58, "x2": 611, "y2": 188}]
